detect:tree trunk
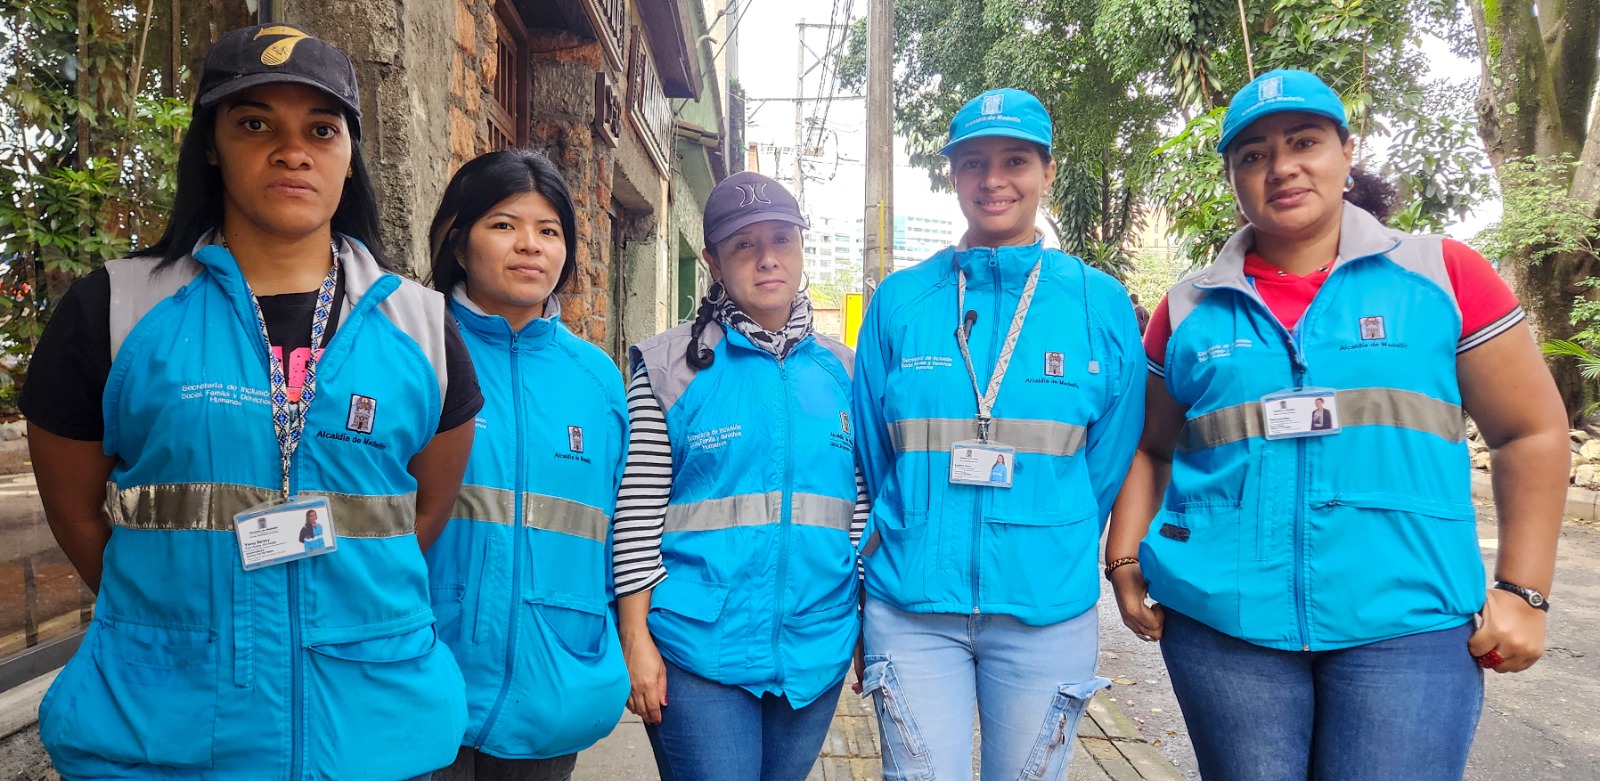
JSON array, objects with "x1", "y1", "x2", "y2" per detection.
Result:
[{"x1": 1470, "y1": 0, "x2": 1600, "y2": 422}]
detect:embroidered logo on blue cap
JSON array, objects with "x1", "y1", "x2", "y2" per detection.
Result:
[
  {"x1": 981, "y1": 93, "x2": 1004, "y2": 116},
  {"x1": 1258, "y1": 75, "x2": 1283, "y2": 101}
]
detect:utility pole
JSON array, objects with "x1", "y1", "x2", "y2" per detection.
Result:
[
  {"x1": 862, "y1": 0, "x2": 894, "y2": 303},
  {"x1": 794, "y1": 20, "x2": 808, "y2": 212}
]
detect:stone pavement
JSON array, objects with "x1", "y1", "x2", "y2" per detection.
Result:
[{"x1": 574, "y1": 678, "x2": 1184, "y2": 781}]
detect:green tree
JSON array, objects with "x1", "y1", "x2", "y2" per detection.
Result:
[
  {"x1": 0, "y1": 1, "x2": 197, "y2": 410},
  {"x1": 1467, "y1": 0, "x2": 1600, "y2": 419}
]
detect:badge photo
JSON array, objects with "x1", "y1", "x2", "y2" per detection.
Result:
[
  {"x1": 346, "y1": 394, "x2": 377, "y2": 434},
  {"x1": 568, "y1": 425, "x2": 584, "y2": 453},
  {"x1": 1260, "y1": 388, "x2": 1342, "y2": 440}
]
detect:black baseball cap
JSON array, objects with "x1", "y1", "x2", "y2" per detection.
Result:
[
  {"x1": 703, "y1": 172, "x2": 808, "y2": 247},
  {"x1": 197, "y1": 24, "x2": 362, "y2": 138}
]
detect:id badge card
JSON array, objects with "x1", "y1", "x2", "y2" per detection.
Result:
[
  {"x1": 949, "y1": 440, "x2": 1015, "y2": 488},
  {"x1": 233, "y1": 495, "x2": 338, "y2": 571},
  {"x1": 1260, "y1": 387, "x2": 1342, "y2": 440}
]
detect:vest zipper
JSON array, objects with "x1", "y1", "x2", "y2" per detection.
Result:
[
  {"x1": 773, "y1": 356, "x2": 795, "y2": 684},
  {"x1": 289, "y1": 431, "x2": 306, "y2": 779},
  {"x1": 476, "y1": 331, "x2": 524, "y2": 747},
  {"x1": 973, "y1": 254, "x2": 1001, "y2": 614}
]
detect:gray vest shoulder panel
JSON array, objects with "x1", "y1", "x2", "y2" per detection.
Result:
[
  {"x1": 630, "y1": 321, "x2": 724, "y2": 415},
  {"x1": 812, "y1": 334, "x2": 855, "y2": 380},
  {"x1": 106, "y1": 257, "x2": 203, "y2": 362}
]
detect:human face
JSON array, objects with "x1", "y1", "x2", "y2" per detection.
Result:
[
  {"x1": 1225, "y1": 112, "x2": 1353, "y2": 241},
  {"x1": 459, "y1": 191, "x2": 568, "y2": 330},
  {"x1": 704, "y1": 220, "x2": 803, "y2": 332},
  {"x1": 212, "y1": 83, "x2": 352, "y2": 242},
  {"x1": 948, "y1": 136, "x2": 1056, "y2": 248}
]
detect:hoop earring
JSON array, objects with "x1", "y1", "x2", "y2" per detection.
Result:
[{"x1": 797, "y1": 270, "x2": 811, "y2": 294}]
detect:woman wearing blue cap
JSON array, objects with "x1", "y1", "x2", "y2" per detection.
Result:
[
  {"x1": 424, "y1": 149, "x2": 630, "y2": 781},
  {"x1": 22, "y1": 24, "x2": 479, "y2": 780},
  {"x1": 1106, "y1": 68, "x2": 1567, "y2": 779},
  {"x1": 613, "y1": 171, "x2": 869, "y2": 780},
  {"x1": 852, "y1": 88, "x2": 1144, "y2": 779}
]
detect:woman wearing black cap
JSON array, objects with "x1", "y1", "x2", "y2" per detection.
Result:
[
  {"x1": 23, "y1": 24, "x2": 480, "y2": 780},
  {"x1": 612, "y1": 171, "x2": 868, "y2": 780}
]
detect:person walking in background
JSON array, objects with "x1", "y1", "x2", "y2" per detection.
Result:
[
  {"x1": 1132, "y1": 292, "x2": 1151, "y2": 334},
  {"x1": 613, "y1": 171, "x2": 869, "y2": 781},
  {"x1": 425, "y1": 149, "x2": 630, "y2": 781},
  {"x1": 1106, "y1": 68, "x2": 1567, "y2": 781},
  {"x1": 852, "y1": 87, "x2": 1144, "y2": 781},
  {"x1": 22, "y1": 24, "x2": 479, "y2": 780}
]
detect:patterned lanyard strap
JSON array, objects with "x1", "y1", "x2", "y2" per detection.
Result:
[
  {"x1": 245, "y1": 241, "x2": 340, "y2": 497},
  {"x1": 954, "y1": 254, "x2": 1043, "y2": 442}
]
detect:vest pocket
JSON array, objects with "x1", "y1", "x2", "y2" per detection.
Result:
[
  {"x1": 430, "y1": 584, "x2": 467, "y2": 645},
  {"x1": 978, "y1": 500, "x2": 1098, "y2": 609},
  {"x1": 648, "y1": 577, "x2": 729, "y2": 680},
  {"x1": 1141, "y1": 507, "x2": 1245, "y2": 638},
  {"x1": 527, "y1": 592, "x2": 608, "y2": 658},
  {"x1": 46, "y1": 618, "x2": 219, "y2": 768}
]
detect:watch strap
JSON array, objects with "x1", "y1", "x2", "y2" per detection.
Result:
[{"x1": 1494, "y1": 581, "x2": 1550, "y2": 612}]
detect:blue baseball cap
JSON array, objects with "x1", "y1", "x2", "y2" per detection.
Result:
[
  {"x1": 1217, "y1": 69, "x2": 1347, "y2": 153},
  {"x1": 940, "y1": 88, "x2": 1053, "y2": 156}
]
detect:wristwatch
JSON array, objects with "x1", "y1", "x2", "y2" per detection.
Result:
[{"x1": 1494, "y1": 581, "x2": 1550, "y2": 612}]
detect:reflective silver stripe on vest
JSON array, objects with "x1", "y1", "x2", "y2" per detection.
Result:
[
  {"x1": 107, "y1": 483, "x2": 418, "y2": 537},
  {"x1": 1179, "y1": 388, "x2": 1465, "y2": 452},
  {"x1": 451, "y1": 484, "x2": 609, "y2": 542},
  {"x1": 890, "y1": 417, "x2": 1088, "y2": 457},
  {"x1": 663, "y1": 492, "x2": 855, "y2": 534}
]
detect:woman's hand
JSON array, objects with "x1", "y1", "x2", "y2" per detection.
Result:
[
  {"x1": 1468, "y1": 588, "x2": 1547, "y2": 673},
  {"x1": 1110, "y1": 565, "x2": 1165, "y2": 642},
  {"x1": 623, "y1": 631, "x2": 669, "y2": 724}
]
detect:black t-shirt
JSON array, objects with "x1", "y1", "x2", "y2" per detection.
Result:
[{"x1": 20, "y1": 267, "x2": 483, "y2": 442}]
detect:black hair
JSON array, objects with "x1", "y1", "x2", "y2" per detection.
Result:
[
  {"x1": 137, "y1": 102, "x2": 391, "y2": 269},
  {"x1": 427, "y1": 148, "x2": 579, "y2": 298},
  {"x1": 1342, "y1": 165, "x2": 1398, "y2": 224},
  {"x1": 685, "y1": 274, "x2": 724, "y2": 371}
]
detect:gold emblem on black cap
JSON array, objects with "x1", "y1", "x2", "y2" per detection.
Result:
[{"x1": 254, "y1": 26, "x2": 311, "y2": 66}]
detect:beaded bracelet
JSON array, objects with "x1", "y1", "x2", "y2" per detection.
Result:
[{"x1": 1104, "y1": 557, "x2": 1140, "y2": 580}]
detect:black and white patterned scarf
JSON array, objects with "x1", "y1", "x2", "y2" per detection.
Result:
[{"x1": 709, "y1": 282, "x2": 812, "y2": 358}]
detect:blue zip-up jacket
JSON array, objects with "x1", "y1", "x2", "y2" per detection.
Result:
[
  {"x1": 426, "y1": 289, "x2": 629, "y2": 759},
  {"x1": 39, "y1": 237, "x2": 467, "y2": 780},
  {"x1": 853, "y1": 241, "x2": 1144, "y2": 625},
  {"x1": 1143, "y1": 206, "x2": 1483, "y2": 651},
  {"x1": 629, "y1": 321, "x2": 859, "y2": 707}
]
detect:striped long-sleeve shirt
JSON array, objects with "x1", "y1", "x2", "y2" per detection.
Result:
[{"x1": 611, "y1": 363, "x2": 870, "y2": 597}]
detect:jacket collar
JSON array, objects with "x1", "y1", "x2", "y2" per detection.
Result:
[
  {"x1": 190, "y1": 231, "x2": 398, "y2": 324},
  {"x1": 1196, "y1": 204, "x2": 1402, "y2": 294},
  {"x1": 952, "y1": 233, "x2": 1049, "y2": 291},
  {"x1": 448, "y1": 284, "x2": 561, "y2": 350}
]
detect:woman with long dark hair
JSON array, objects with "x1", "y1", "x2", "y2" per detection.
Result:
[
  {"x1": 1108, "y1": 69, "x2": 1566, "y2": 780},
  {"x1": 613, "y1": 171, "x2": 868, "y2": 780},
  {"x1": 425, "y1": 149, "x2": 629, "y2": 781},
  {"x1": 22, "y1": 24, "x2": 481, "y2": 779}
]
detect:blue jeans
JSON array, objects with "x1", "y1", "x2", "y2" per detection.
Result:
[
  {"x1": 644, "y1": 659, "x2": 842, "y2": 781},
  {"x1": 861, "y1": 597, "x2": 1108, "y2": 781},
  {"x1": 1160, "y1": 610, "x2": 1484, "y2": 781}
]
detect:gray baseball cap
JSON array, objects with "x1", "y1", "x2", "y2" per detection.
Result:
[{"x1": 703, "y1": 172, "x2": 808, "y2": 247}]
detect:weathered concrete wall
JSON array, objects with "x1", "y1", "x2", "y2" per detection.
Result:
[{"x1": 280, "y1": 0, "x2": 475, "y2": 278}]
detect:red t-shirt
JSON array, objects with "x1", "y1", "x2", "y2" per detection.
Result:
[{"x1": 1144, "y1": 239, "x2": 1523, "y2": 374}]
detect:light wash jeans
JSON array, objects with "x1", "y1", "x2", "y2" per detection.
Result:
[{"x1": 861, "y1": 597, "x2": 1108, "y2": 780}]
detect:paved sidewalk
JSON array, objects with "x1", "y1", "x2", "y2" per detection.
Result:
[{"x1": 575, "y1": 679, "x2": 1184, "y2": 781}]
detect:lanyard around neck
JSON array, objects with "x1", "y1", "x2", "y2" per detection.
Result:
[
  {"x1": 240, "y1": 241, "x2": 340, "y2": 497},
  {"x1": 954, "y1": 254, "x2": 1043, "y2": 442}
]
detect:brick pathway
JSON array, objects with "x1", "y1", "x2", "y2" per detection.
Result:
[{"x1": 576, "y1": 680, "x2": 1185, "y2": 781}]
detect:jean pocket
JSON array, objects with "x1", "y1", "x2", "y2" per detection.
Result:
[
  {"x1": 1021, "y1": 678, "x2": 1110, "y2": 780},
  {"x1": 52, "y1": 618, "x2": 220, "y2": 768},
  {"x1": 860, "y1": 655, "x2": 934, "y2": 781}
]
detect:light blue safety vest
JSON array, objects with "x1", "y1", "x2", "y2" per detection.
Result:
[
  {"x1": 426, "y1": 288, "x2": 629, "y2": 759},
  {"x1": 1144, "y1": 205, "x2": 1484, "y2": 651},
  {"x1": 39, "y1": 236, "x2": 467, "y2": 780},
  {"x1": 852, "y1": 241, "x2": 1144, "y2": 626},
  {"x1": 629, "y1": 321, "x2": 859, "y2": 707}
]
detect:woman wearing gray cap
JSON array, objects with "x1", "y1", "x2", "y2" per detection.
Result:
[
  {"x1": 22, "y1": 24, "x2": 478, "y2": 780},
  {"x1": 613, "y1": 171, "x2": 868, "y2": 780}
]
